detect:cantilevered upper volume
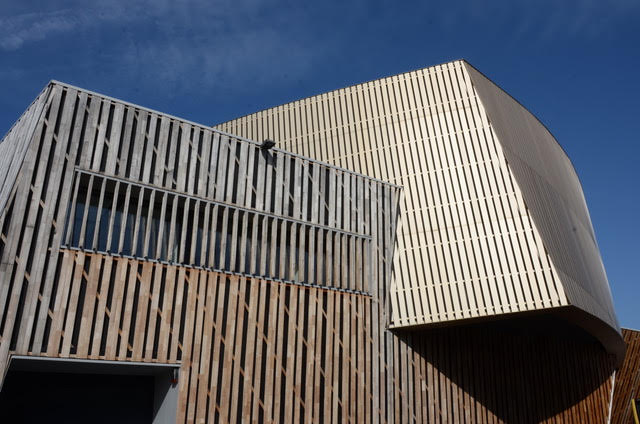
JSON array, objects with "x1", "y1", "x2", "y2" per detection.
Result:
[{"x1": 216, "y1": 59, "x2": 623, "y2": 360}]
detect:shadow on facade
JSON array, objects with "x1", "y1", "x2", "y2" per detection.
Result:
[{"x1": 398, "y1": 315, "x2": 615, "y2": 423}]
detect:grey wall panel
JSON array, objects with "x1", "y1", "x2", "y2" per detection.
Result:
[{"x1": 464, "y1": 63, "x2": 619, "y2": 335}]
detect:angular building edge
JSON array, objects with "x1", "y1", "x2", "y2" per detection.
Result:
[
  {"x1": 462, "y1": 61, "x2": 624, "y2": 363},
  {"x1": 216, "y1": 59, "x2": 625, "y2": 364},
  {"x1": 0, "y1": 77, "x2": 628, "y2": 422}
]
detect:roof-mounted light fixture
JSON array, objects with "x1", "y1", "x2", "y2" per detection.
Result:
[{"x1": 260, "y1": 139, "x2": 276, "y2": 150}]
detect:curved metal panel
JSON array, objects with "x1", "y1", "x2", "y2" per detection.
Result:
[{"x1": 464, "y1": 63, "x2": 621, "y2": 347}]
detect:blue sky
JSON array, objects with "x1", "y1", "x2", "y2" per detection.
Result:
[{"x1": 1, "y1": 0, "x2": 638, "y2": 328}]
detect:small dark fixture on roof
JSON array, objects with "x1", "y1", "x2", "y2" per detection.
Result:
[{"x1": 261, "y1": 139, "x2": 276, "y2": 150}]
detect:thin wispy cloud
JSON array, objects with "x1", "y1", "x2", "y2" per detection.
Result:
[
  {"x1": 1, "y1": 0, "x2": 637, "y2": 104},
  {"x1": 0, "y1": 5, "x2": 133, "y2": 51},
  {"x1": 0, "y1": 1, "x2": 320, "y2": 93}
]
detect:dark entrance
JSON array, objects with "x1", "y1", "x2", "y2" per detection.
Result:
[
  {"x1": 0, "y1": 370, "x2": 153, "y2": 423},
  {"x1": 0, "y1": 357, "x2": 179, "y2": 424}
]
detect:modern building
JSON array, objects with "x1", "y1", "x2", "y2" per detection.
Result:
[{"x1": 0, "y1": 60, "x2": 636, "y2": 422}]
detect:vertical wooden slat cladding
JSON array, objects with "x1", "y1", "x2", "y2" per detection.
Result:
[
  {"x1": 11, "y1": 249, "x2": 611, "y2": 424},
  {"x1": 0, "y1": 78, "x2": 623, "y2": 423},
  {"x1": 612, "y1": 328, "x2": 640, "y2": 423}
]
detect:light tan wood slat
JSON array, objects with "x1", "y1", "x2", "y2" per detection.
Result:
[
  {"x1": 168, "y1": 267, "x2": 187, "y2": 362},
  {"x1": 103, "y1": 258, "x2": 128, "y2": 359},
  {"x1": 142, "y1": 261, "x2": 163, "y2": 360},
  {"x1": 89, "y1": 255, "x2": 113, "y2": 358},
  {"x1": 131, "y1": 261, "x2": 153, "y2": 361},
  {"x1": 75, "y1": 254, "x2": 102, "y2": 357},
  {"x1": 263, "y1": 282, "x2": 279, "y2": 422},
  {"x1": 227, "y1": 276, "x2": 248, "y2": 424},
  {"x1": 207, "y1": 274, "x2": 228, "y2": 420},
  {"x1": 45, "y1": 250, "x2": 77, "y2": 356},
  {"x1": 249, "y1": 280, "x2": 269, "y2": 422},
  {"x1": 179, "y1": 268, "x2": 202, "y2": 422},
  {"x1": 117, "y1": 260, "x2": 140, "y2": 360},
  {"x1": 194, "y1": 271, "x2": 216, "y2": 424},
  {"x1": 60, "y1": 252, "x2": 87, "y2": 356},
  {"x1": 239, "y1": 277, "x2": 259, "y2": 422},
  {"x1": 283, "y1": 284, "x2": 299, "y2": 423},
  {"x1": 157, "y1": 265, "x2": 177, "y2": 362}
]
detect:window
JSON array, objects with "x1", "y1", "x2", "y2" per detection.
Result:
[{"x1": 63, "y1": 169, "x2": 371, "y2": 291}]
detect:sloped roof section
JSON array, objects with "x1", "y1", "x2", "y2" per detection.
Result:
[{"x1": 0, "y1": 85, "x2": 52, "y2": 215}]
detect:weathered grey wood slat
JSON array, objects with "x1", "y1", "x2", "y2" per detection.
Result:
[
  {"x1": 206, "y1": 131, "x2": 220, "y2": 199},
  {"x1": 0, "y1": 86, "x2": 62, "y2": 366},
  {"x1": 185, "y1": 125, "x2": 199, "y2": 194},
  {"x1": 15, "y1": 87, "x2": 78, "y2": 353},
  {"x1": 189, "y1": 200, "x2": 200, "y2": 264},
  {"x1": 164, "y1": 119, "x2": 179, "y2": 189},
  {"x1": 177, "y1": 198, "x2": 190, "y2": 264},
  {"x1": 141, "y1": 189, "x2": 156, "y2": 258},
  {"x1": 104, "y1": 103, "x2": 125, "y2": 174},
  {"x1": 127, "y1": 110, "x2": 149, "y2": 181},
  {"x1": 31, "y1": 90, "x2": 89, "y2": 351},
  {"x1": 197, "y1": 130, "x2": 212, "y2": 198},
  {"x1": 104, "y1": 181, "x2": 121, "y2": 252},
  {"x1": 89, "y1": 99, "x2": 111, "y2": 171},
  {"x1": 238, "y1": 210, "x2": 249, "y2": 273},
  {"x1": 235, "y1": 141, "x2": 249, "y2": 205},
  {"x1": 215, "y1": 135, "x2": 230, "y2": 202},
  {"x1": 141, "y1": 114, "x2": 158, "y2": 184},
  {"x1": 76, "y1": 175, "x2": 95, "y2": 248},
  {"x1": 207, "y1": 203, "x2": 219, "y2": 267},
  {"x1": 116, "y1": 183, "x2": 132, "y2": 253},
  {"x1": 218, "y1": 206, "x2": 230, "y2": 270},
  {"x1": 0, "y1": 86, "x2": 50, "y2": 213},
  {"x1": 91, "y1": 177, "x2": 108, "y2": 250},
  {"x1": 129, "y1": 186, "x2": 145, "y2": 257}
]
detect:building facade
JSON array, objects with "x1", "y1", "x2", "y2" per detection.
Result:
[{"x1": 0, "y1": 60, "x2": 634, "y2": 422}]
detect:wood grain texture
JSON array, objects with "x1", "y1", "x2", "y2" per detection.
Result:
[{"x1": 612, "y1": 328, "x2": 640, "y2": 423}]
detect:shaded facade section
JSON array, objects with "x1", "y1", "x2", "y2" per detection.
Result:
[
  {"x1": 395, "y1": 319, "x2": 615, "y2": 423},
  {"x1": 612, "y1": 328, "x2": 640, "y2": 423}
]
